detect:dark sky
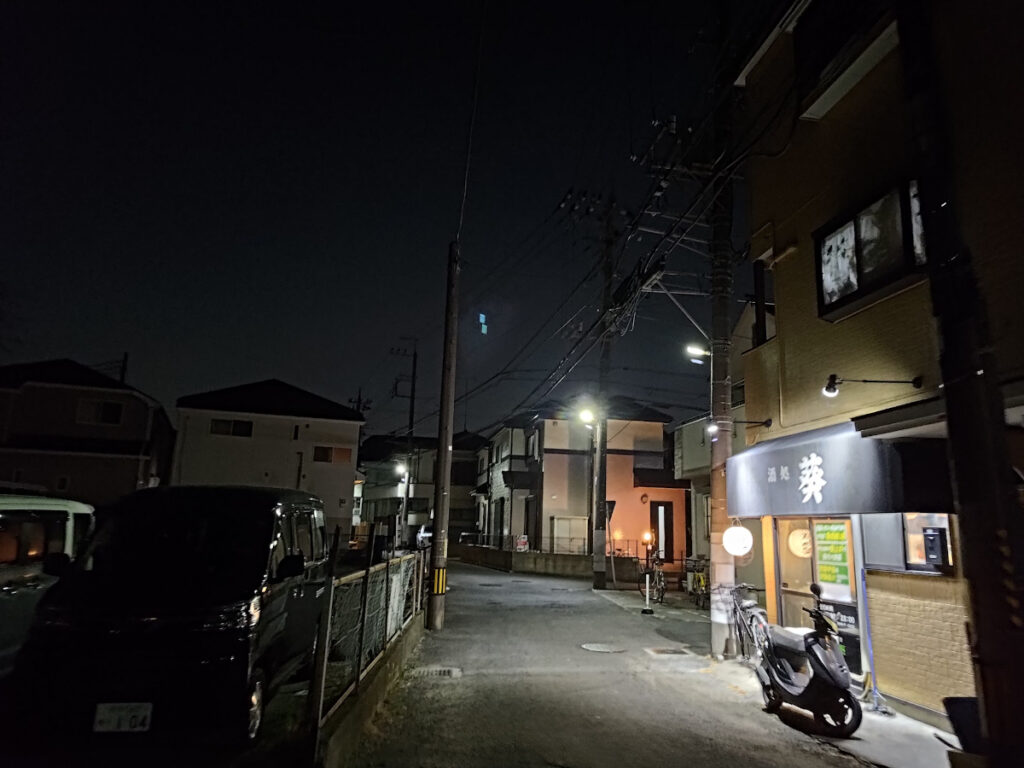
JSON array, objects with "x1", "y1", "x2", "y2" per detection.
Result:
[{"x1": 2, "y1": 1, "x2": 742, "y2": 436}]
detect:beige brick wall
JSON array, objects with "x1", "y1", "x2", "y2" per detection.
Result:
[{"x1": 867, "y1": 570, "x2": 974, "y2": 713}]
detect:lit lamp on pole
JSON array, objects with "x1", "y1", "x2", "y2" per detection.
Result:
[
  {"x1": 686, "y1": 344, "x2": 711, "y2": 365},
  {"x1": 579, "y1": 403, "x2": 610, "y2": 589}
]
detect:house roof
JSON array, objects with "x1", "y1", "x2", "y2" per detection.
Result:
[
  {"x1": 501, "y1": 396, "x2": 673, "y2": 430},
  {"x1": 177, "y1": 379, "x2": 364, "y2": 422},
  {"x1": 0, "y1": 359, "x2": 133, "y2": 391}
]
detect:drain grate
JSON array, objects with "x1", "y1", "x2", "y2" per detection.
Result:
[
  {"x1": 581, "y1": 643, "x2": 626, "y2": 653},
  {"x1": 409, "y1": 667, "x2": 463, "y2": 678}
]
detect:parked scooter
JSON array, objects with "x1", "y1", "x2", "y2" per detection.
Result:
[{"x1": 755, "y1": 582, "x2": 862, "y2": 737}]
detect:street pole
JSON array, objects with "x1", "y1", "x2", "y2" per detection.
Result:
[
  {"x1": 593, "y1": 201, "x2": 616, "y2": 590},
  {"x1": 428, "y1": 241, "x2": 460, "y2": 631},
  {"x1": 898, "y1": 3, "x2": 1024, "y2": 762},
  {"x1": 402, "y1": 341, "x2": 418, "y2": 549}
]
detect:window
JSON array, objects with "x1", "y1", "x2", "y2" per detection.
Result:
[
  {"x1": 0, "y1": 520, "x2": 17, "y2": 564},
  {"x1": 313, "y1": 446, "x2": 333, "y2": 463},
  {"x1": 816, "y1": 181, "x2": 927, "y2": 320},
  {"x1": 77, "y1": 399, "x2": 124, "y2": 425},
  {"x1": 56, "y1": 476, "x2": 70, "y2": 492},
  {"x1": 863, "y1": 512, "x2": 954, "y2": 572},
  {"x1": 293, "y1": 512, "x2": 313, "y2": 561},
  {"x1": 210, "y1": 418, "x2": 253, "y2": 437},
  {"x1": 0, "y1": 517, "x2": 59, "y2": 565},
  {"x1": 904, "y1": 512, "x2": 953, "y2": 567}
]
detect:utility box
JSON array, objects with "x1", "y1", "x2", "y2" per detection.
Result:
[{"x1": 923, "y1": 527, "x2": 950, "y2": 566}]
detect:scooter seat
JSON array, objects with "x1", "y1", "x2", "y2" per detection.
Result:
[{"x1": 770, "y1": 626, "x2": 809, "y2": 655}]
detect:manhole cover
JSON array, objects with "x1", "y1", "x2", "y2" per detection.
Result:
[
  {"x1": 409, "y1": 667, "x2": 463, "y2": 678},
  {"x1": 646, "y1": 647, "x2": 692, "y2": 656},
  {"x1": 581, "y1": 643, "x2": 626, "y2": 653}
]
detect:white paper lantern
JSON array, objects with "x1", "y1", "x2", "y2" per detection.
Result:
[{"x1": 723, "y1": 523, "x2": 754, "y2": 556}]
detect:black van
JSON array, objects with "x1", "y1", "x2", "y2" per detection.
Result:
[{"x1": 14, "y1": 486, "x2": 328, "y2": 742}]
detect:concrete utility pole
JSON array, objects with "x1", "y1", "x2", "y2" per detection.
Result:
[
  {"x1": 708, "y1": 8, "x2": 736, "y2": 658},
  {"x1": 402, "y1": 339, "x2": 418, "y2": 548},
  {"x1": 592, "y1": 201, "x2": 616, "y2": 590},
  {"x1": 428, "y1": 241, "x2": 460, "y2": 631},
  {"x1": 897, "y1": 3, "x2": 1024, "y2": 762}
]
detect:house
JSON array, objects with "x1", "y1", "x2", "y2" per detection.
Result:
[
  {"x1": 358, "y1": 431, "x2": 485, "y2": 545},
  {"x1": 674, "y1": 303, "x2": 776, "y2": 588},
  {"x1": 0, "y1": 359, "x2": 175, "y2": 505},
  {"x1": 474, "y1": 396, "x2": 687, "y2": 561},
  {"x1": 726, "y1": 0, "x2": 1024, "y2": 724},
  {"x1": 173, "y1": 379, "x2": 363, "y2": 535}
]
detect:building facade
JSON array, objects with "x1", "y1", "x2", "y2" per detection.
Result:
[
  {"x1": 727, "y1": 0, "x2": 1024, "y2": 722},
  {"x1": 476, "y1": 398, "x2": 687, "y2": 560},
  {"x1": 173, "y1": 379, "x2": 363, "y2": 535},
  {"x1": 0, "y1": 359, "x2": 174, "y2": 505},
  {"x1": 359, "y1": 432, "x2": 484, "y2": 545}
]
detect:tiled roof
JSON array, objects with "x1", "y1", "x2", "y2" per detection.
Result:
[{"x1": 177, "y1": 379, "x2": 364, "y2": 422}]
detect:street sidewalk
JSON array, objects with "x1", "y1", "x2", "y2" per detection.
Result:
[{"x1": 598, "y1": 585, "x2": 961, "y2": 768}]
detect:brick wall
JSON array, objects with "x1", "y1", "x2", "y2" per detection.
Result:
[{"x1": 866, "y1": 570, "x2": 974, "y2": 713}]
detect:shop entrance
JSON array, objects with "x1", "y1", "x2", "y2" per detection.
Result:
[{"x1": 775, "y1": 517, "x2": 862, "y2": 674}]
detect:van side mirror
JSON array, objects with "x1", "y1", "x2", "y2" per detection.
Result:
[
  {"x1": 43, "y1": 552, "x2": 71, "y2": 578},
  {"x1": 276, "y1": 553, "x2": 305, "y2": 580}
]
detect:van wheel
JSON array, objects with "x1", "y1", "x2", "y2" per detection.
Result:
[{"x1": 243, "y1": 671, "x2": 265, "y2": 743}]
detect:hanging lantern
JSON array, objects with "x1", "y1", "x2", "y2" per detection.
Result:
[{"x1": 722, "y1": 520, "x2": 754, "y2": 556}]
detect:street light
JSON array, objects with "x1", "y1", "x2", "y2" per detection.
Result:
[
  {"x1": 686, "y1": 344, "x2": 711, "y2": 365},
  {"x1": 821, "y1": 373, "x2": 923, "y2": 398}
]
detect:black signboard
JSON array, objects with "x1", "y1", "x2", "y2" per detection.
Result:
[{"x1": 819, "y1": 601, "x2": 862, "y2": 675}]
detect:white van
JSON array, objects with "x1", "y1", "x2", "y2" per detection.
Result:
[{"x1": 0, "y1": 496, "x2": 94, "y2": 676}]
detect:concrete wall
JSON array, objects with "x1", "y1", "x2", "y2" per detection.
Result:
[
  {"x1": 173, "y1": 408, "x2": 359, "y2": 532},
  {"x1": 459, "y1": 546, "x2": 640, "y2": 582}
]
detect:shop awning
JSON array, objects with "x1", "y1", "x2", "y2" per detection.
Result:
[{"x1": 726, "y1": 422, "x2": 952, "y2": 518}]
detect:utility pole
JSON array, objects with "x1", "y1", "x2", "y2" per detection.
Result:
[
  {"x1": 403, "y1": 339, "x2": 418, "y2": 549},
  {"x1": 593, "y1": 200, "x2": 618, "y2": 590},
  {"x1": 118, "y1": 352, "x2": 128, "y2": 383},
  {"x1": 708, "y1": 8, "x2": 736, "y2": 658},
  {"x1": 428, "y1": 241, "x2": 460, "y2": 631},
  {"x1": 348, "y1": 387, "x2": 373, "y2": 414},
  {"x1": 898, "y1": 3, "x2": 1024, "y2": 762}
]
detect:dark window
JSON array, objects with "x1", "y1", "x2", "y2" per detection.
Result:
[
  {"x1": 0, "y1": 520, "x2": 17, "y2": 564},
  {"x1": 294, "y1": 512, "x2": 313, "y2": 561},
  {"x1": 313, "y1": 446, "x2": 333, "y2": 463},
  {"x1": 77, "y1": 400, "x2": 123, "y2": 425},
  {"x1": 816, "y1": 181, "x2": 927, "y2": 320},
  {"x1": 0, "y1": 516, "x2": 62, "y2": 564},
  {"x1": 452, "y1": 459, "x2": 477, "y2": 486},
  {"x1": 56, "y1": 476, "x2": 70, "y2": 492},
  {"x1": 210, "y1": 418, "x2": 253, "y2": 437}
]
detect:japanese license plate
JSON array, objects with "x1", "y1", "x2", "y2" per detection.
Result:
[{"x1": 93, "y1": 702, "x2": 153, "y2": 732}]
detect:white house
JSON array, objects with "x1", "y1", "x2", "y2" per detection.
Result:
[{"x1": 172, "y1": 379, "x2": 363, "y2": 535}]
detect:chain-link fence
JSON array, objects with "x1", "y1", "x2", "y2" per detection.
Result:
[{"x1": 316, "y1": 551, "x2": 425, "y2": 725}]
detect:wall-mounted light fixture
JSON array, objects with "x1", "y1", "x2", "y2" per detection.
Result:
[
  {"x1": 705, "y1": 416, "x2": 772, "y2": 434},
  {"x1": 822, "y1": 373, "x2": 924, "y2": 398}
]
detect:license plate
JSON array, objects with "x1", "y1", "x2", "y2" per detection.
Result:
[{"x1": 93, "y1": 702, "x2": 153, "y2": 732}]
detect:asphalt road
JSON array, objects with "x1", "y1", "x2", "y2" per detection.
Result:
[{"x1": 352, "y1": 562, "x2": 866, "y2": 768}]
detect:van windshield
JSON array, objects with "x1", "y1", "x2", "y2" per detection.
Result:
[{"x1": 78, "y1": 500, "x2": 274, "y2": 601}]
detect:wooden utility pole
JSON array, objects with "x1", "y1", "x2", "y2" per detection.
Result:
[
  {"x1": 898, "y1": 2, "x2": 1024, "y2": 762},
  {"x1": 428, "y1": 241, "x2": 460, "y2": 630}
]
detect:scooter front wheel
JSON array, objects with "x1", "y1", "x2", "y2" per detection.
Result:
[{"x1": 814, "y1": 690, "x2": 862, "y2": 738}]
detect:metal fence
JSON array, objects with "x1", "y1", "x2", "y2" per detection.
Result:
[
  {"x1": 315, "y1": 551, "x2": 426, "y2": 726},
  {"x1": 457, "y1": 534, "x2": 644, "y2": 557}
]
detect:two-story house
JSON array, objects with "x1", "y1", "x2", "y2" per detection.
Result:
[
  {"x1": 172, "y1": 379, "x2": 363, "y2": 536},
  {"x1": 476, "y1": 397, "x2": 688, "y2": 561},
  {"x1": 0, "y1": 359, "x2": 174, "y2": 504},
  {"x1": 724, "y1": 0, "x2": 1024, "y2": 725},
  {"x1": 358, "y1": 431, "x2": 485, "y2": 546}
]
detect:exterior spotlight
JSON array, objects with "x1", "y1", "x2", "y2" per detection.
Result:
[
  {"x1": 579, "y1": 408, "x2": 595, "y2": 424},
  {"x1": 395, "y1": 463, "x2": 407, "y2": 476},
  {"x1": 641, "y1": 530, "x2": 653, "y2": 545},
  {"x1": 823, "y1": 373, "x2": 923, "y2": 398},
  {"x1": 706, "y1": 422, "x2": 720, "y2": 435},
  {"x1": 823, "y1": 374, "x2": 840, "y2": 398},
  {"x1": 686, "y1": 344, "x2": 710, "y2": 358}
]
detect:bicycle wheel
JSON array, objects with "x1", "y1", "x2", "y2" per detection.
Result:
[{"x1": 749, "y1": 612, "x2": 770, "y2": 659}]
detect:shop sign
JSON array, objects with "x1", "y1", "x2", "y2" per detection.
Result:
[{"x1": 814, "y1": 521, "x2": 852, "y2": 603}]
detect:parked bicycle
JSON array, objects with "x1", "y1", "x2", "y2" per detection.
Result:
[
  {"x1": 636, "y1": 554, "x2": 667, "y2": 604},
  {"x1": 723, "y1": 583, "x2": 770, "y2": 661},
  {"x1": 685, "y1": 556, "x2": 710, "y2": 609}
]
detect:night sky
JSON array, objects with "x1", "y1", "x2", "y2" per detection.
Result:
[{"x1": 2, "y1": 1, "x2": 741, "y2": 436}]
